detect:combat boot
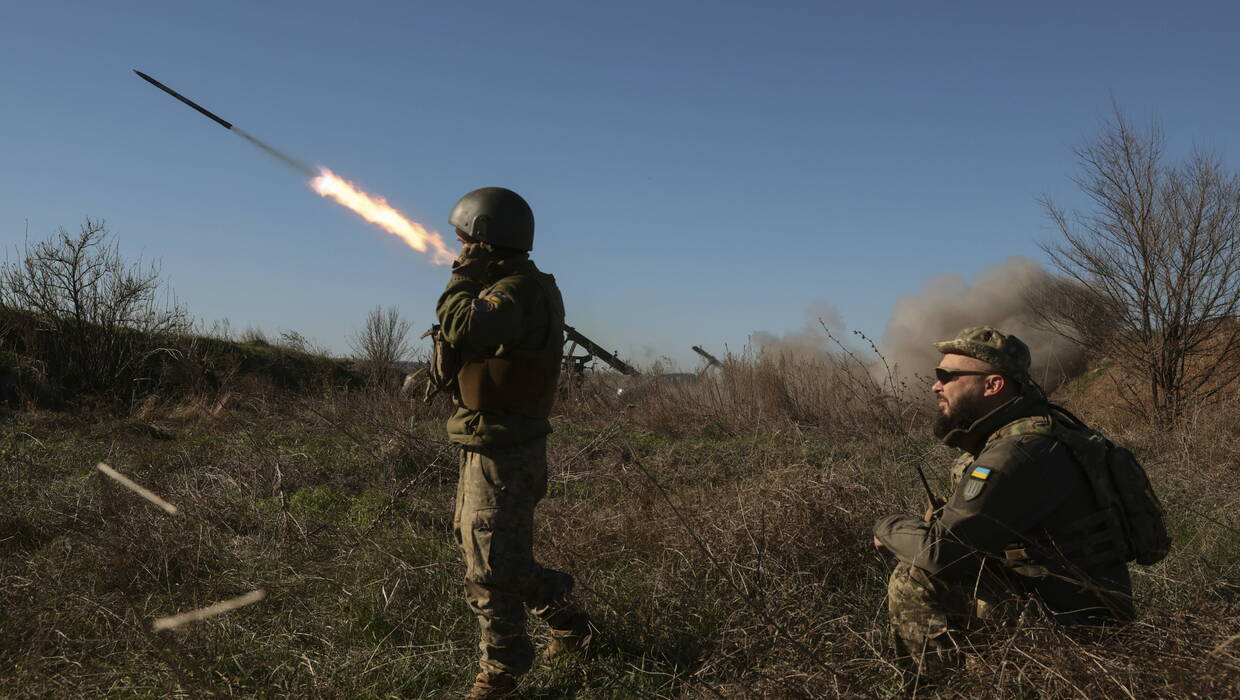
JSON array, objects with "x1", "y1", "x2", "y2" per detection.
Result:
[
  {"x1": 540, "y1": 613, "x2": 595, "y2": 665},
  {"x1": 465, "y1": 671, "x2": 518, "y2": 700}
]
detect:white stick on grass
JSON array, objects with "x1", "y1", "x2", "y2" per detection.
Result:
[
  {"x1": 153, "y1": 589, "x2": 267, "y2": 632},
  {"x1": 96, "y1": 462, "x2": 179, "y2": 515}
]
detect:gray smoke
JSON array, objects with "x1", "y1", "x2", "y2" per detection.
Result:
[
  {"x1": 880, "y1": 257, "x2": 1085, "y2": 393},
  {"x1": 752, "y1": 300, "x2": 844, "y2": 360},
  {"x1": 232, "y1": 127, "x2": 317, "y2": 178}
]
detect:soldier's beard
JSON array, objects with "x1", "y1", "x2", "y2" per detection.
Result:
[{"x1": 932, "y1": 393, "x2": 985, "y2": 439}]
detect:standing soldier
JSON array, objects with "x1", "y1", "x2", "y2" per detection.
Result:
[
  {"x1": 435, "y1": 188, "x2": 593, "y2": 699},
  {"x1": 873, "y1": 327, "x2": 1165, "y2": 679}
]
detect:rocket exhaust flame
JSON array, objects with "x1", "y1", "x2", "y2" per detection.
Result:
[
  {"x1": 311, "y1": 168, "x2": 455, "y2": 265},
  {"x1": 134, "y1": 69, "x2": 457, "y2": 265}
]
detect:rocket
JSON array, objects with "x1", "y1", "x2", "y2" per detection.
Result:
[
  {"x1": 133, "y1": 68, "x2": 454, "y2": 263},
  {"x1": 135, "y1": 69, "x2": 316, "y2": 177},
  {"x1": 133, "y1": 70, "x2": 233, "y2": 130}
]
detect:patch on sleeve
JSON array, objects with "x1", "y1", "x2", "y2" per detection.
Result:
[
  {"x1": 962, "y1": 466, "x2": 992, "y2": 501},
  {"x1": 471, "y1": 290, "x2": 510, "y2": 314}
]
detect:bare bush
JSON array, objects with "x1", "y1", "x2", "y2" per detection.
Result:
[
  {"x1": 1025, "y1": 274, "x2": 1121, "y2": 352},
  {"x1": 0, "y1": 219, "x2": 188, "y2": 402},
  {"x1": 1040, "y1": 106, "x2": 1240, "y2": 418},
  {"x1": 349, "y1": 305, "x2": 411, "y2": 386}
]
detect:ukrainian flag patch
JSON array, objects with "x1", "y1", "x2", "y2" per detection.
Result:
[
  {"x1": 963, "y1": 466, "x2": 992, "y2": 500},
  {"x1": 471, "y1": 290, "x2": 510, "y2": 314}
]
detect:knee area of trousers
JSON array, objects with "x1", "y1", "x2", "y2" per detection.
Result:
[
  {"x1": 887, "y1": 562, "x2": 940, "y2": 605},
  {"x1": 526, "y1": 569, "x2": 574, "y2": 608}
]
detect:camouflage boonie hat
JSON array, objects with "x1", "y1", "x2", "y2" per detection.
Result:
[{"x1": 933, "y1": 326, "x2": 1031, "y2": 382}]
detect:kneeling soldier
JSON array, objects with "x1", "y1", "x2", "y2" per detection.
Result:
[{"x1": 874, "y1": 327, "x2": 1143, "y2": 676}]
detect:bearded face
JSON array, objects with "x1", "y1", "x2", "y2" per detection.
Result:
[
  {"x1": 932, "y1": 386, "x2": 987, "y2": 438},
  {"x1": 931, "y1": 356, "x2": 999, "y2": 439}
]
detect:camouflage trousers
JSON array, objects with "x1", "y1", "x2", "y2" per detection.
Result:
[
  {"x1": 454, "y1": 437, "x2": 581, "y2": 676},
  {"x1": 886, "y1": 562, "x2": 1023, "y2": 676}
]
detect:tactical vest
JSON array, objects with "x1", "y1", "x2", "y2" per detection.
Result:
[
  {"x1": 456, "y1": 272, "x2": 564, "y2": 419},
  {"x1": 987, "y1": 406, "x2": 1171, "y2": 572}
]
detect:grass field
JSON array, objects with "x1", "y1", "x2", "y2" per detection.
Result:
[{"x1": 2, "y1": 355, "x2": 1238, "y2": 698}]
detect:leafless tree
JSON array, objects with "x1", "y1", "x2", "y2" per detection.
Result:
[
  {"x1": 0, "y1": 218, "x2": 189, "y2": 399},
  {"x1": 1037, "y1": 107, "x2": 1240, "y2": 419},
  {"x1": 349, "y1": 305, "x2": 411, "y2": 387}
]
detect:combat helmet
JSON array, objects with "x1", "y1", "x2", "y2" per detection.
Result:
[{"x1": 449, "y1": 187, "x2": 535, "y2": 251}]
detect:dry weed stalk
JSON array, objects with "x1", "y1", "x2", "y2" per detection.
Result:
[
  {"x1": 96, "y1": 462, "x2": 180, "y2": 515},
  {"x1": 152, "y1": 589, "x2": 267, "y2": 632}
]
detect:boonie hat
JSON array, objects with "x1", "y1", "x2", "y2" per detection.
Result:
[{"x1": 933, "y1": 326, "x2": 1031, "y2": 382}]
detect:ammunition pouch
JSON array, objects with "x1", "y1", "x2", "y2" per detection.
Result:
[
  {"x1": 1002, "y1": 547, "x2": 1047, "y2": 577},
  {"x1": 1003, "y1": 508, "x2": 1128, "y2": 578},
  {"x1": 457, "y1": 354, "x2": 560, "y2": 418}
]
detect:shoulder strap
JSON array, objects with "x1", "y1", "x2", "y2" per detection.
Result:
[{"x1": 987, "y1": 413, "x2": 1054, "y2": 446}]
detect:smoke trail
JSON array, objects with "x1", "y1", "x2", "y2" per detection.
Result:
[
  {"x1": 880, "y1": 257, "x2": 1085, "y2": 392},
  {"x1": 231, "y1": 128, "x2": 455, "y2": 264},
  {"x1": 231, "y1": 127, "x2": 316, "y2": 178}
]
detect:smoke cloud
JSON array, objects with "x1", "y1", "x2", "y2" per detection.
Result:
[
  {"x1": 880, "y1": 257, "x2": 1085, "y2": 392},
  {"x1": 752, "y1": 299, "x2": 844, "y2": 360}
]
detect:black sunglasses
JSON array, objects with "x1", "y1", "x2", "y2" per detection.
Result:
[{"x1": 934, "y1": 367, "x2": 996, "y2": 384}]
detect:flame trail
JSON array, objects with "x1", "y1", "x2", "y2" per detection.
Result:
[
  {"x1": 311, "y1": 168, "x2": 456, "y2": 265},
  {"x1": 132, "y1": 71, "x2": 456, "y2": 266}
]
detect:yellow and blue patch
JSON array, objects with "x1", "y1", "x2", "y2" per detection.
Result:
[
  {"x1": 471, "y1": 290, "x2": 510, "y2": 314},
  {"x1": 963, "y1": 466, "x2": 992, "y2": 500}
]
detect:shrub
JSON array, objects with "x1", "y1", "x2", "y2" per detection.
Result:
[{"x1": 0, "y1": 219, "x2": 188, "y2": 406}]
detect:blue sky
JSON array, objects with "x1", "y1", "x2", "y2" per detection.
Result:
[{"x1": 3, "y1": 2, "x2": 1238, "y2": 367}]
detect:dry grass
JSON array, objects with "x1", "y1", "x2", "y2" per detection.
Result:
[{"x1": 1, "y1": 350, "x2": 1236, "y2": 697}]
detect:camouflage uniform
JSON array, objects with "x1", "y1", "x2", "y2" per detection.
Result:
[
  {"x1": 874, "y1": 328, "x2": 1134, "y2": 673},
  {"x1": 438, "y1": 256, "x2": 586, "y2": 678}
]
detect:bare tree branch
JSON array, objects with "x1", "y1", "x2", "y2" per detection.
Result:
[
  {"x1": 1034, "y1": 107, "x2": 1240, "y2": 419},
  {"x1": 349, "y1": 306, "x2": 412, "y2": 388},
  {"x1": 0, "y1": 219, "x2": 189, "y2": 403}
]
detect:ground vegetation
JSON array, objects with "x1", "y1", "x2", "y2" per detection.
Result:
[{"x1": 1, "y1": 341, "x2": 1235, "y2": 698}]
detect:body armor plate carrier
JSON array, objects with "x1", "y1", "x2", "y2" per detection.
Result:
[{"x1": 456, "y1": 272, "x2": 564, "y2": 419}]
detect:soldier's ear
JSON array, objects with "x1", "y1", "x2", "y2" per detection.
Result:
[{"x1": 983, "y1": 374, "x2": 1007, "y2": 397}]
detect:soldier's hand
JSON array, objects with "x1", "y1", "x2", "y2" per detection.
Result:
[{"x1": 451, "y1": 243, "x2": 490, "y2": 282}]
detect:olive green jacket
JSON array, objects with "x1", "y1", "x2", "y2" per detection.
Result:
[
  {"x1": 874, "y1": 396, "x2": 1135, "y2": 622},
  {"x1": 436, "y1": 257, "x2": 562, "y2": 448}
]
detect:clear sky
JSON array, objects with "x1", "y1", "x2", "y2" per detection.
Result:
[{"x1": 4, "y1": 2, "x2": 1238, "y2": 367}]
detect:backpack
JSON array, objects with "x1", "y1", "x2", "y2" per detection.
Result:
[{"x1": 1049, "y1": 403, "x2": 1172, "y2": 566}]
